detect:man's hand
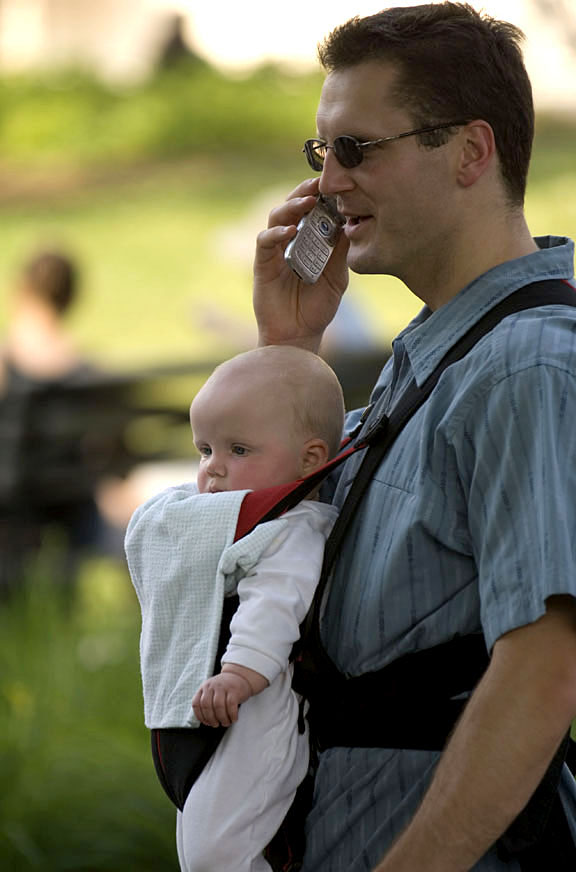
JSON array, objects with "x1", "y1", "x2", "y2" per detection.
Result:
[
  {"x1": 253, "y1": 177, "x2": 349, "y2": 352},
  {"x1": 192, "y1": 664, "x2": 269, "y2": 728}
]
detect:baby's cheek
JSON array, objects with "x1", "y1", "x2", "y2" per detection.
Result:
[{"x1": 196, "y1": 467, "x2": 209, "y2": 494}]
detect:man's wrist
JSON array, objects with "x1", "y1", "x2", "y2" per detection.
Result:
[
  {"x1": 372, "y1": 824, "x2": 472, "y2": 872},
  {"x1": 257, "y1": 333, "x2": 323, "y2": 354}
]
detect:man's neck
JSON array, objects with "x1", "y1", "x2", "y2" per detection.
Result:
[{"x1": 409, "y1": 209, "x2": 539, "y2": 311}]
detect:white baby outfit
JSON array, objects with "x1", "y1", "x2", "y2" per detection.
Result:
[{"x1": 125, "y1": 483, "x2": 337, "y2": 872}]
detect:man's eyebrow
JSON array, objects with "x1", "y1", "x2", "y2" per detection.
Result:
[{"x1": 318, "y1": 129, "x2": 384, "y2": 142}]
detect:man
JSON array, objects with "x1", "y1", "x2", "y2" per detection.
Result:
[{"x1": 252, "y1": 3, "x2": 576, "y2": 871}]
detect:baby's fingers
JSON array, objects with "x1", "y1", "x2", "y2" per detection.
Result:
[
  {"x1": 192, "y1": 686, "x2": 220, "y2": 728},
  {"x1": 211, "y1": 687, "x2": 240, "y2": 728},
  {"x1": 223, "y1": 693, "x2": 240, "y2": 726}
]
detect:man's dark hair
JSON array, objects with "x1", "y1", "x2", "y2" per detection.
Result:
[
  {"x1": 318, "y1": 2, "x2": 534, "y2": 205},
  {"x1": 21, "y1": 250, "x2": 79, "y2": 315}
]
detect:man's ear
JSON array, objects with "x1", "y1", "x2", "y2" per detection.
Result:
[
  {"x1": 301, "y1": 438, "x2": 330, "y2": 476},
  {"x1": 456, "y1": 120, "x2": 496, "y2": 188}
]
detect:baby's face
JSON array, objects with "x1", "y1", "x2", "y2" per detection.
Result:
[{"x1": 190, "y1": 376, "x2": 307, "y2": 494}]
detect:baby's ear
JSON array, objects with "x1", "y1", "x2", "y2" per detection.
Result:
[{"x1": 301, "y1": 438, "x2": 330, "y2": 476}]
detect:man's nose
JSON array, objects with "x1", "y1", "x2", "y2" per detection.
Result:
[{"x1": 318, "y1": 149, "x2": 355, "y2": 197}]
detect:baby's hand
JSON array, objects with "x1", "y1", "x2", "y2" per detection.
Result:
[{"x1": 192, "y1": 672, "x2": 254, "y2": 728}]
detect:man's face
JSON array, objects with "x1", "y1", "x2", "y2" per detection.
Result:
[{"x1": 316, "y1": 61, "x2": 461, "y2": 284}]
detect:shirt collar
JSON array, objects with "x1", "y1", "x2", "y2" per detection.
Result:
[{"x1": 400, "y1": 236, "x2": 575, "y2": 387}]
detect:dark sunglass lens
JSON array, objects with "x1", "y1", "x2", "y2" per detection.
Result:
[
  {"x1": 333, "y1": 136, "x2": 363, "y2": 168},
  {"x1": 304, "y1": 140, "x2": 325, "y2": 172}
]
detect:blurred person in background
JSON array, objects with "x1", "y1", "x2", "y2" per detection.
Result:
[
  {"x1": 156, "y1": 13, "x2": 206, "y2": 72},
  {"x1": 0, "y1": 249, "x2": 100, "y2": 601},
  {"x1": 0, "y1": 249, "x2": 91, "y2": 389}
]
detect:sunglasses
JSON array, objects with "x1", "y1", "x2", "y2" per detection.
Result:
[{"x1": 303, "y1": 122, "x2": 468, "y2": 172}]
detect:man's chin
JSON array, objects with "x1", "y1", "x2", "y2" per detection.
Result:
[{"x1": 346, "y1": 247, "x2": 385, "y2": 276}]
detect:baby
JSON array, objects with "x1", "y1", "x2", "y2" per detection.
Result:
[{"x1": 125, "y1": 345, "x2": 345, "y2": 872}]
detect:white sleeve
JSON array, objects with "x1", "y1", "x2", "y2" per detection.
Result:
[{"x1": 221, "y1": 510, "x2": 331, "y2": 683}]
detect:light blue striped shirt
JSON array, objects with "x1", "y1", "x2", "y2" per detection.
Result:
[{"x1": 303, "y1": 236, "x2": 576, "y2": 872}]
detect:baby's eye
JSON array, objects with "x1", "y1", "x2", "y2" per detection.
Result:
[
  {"x1": 198, "y1": 445, "x2": 212, "y2": 457},
  {"x1": 232, "y1": 445, "x2": 249, "y2": 456}
]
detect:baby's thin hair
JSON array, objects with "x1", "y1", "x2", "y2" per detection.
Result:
[{"x1": 211, "y1": 346, "x2": 345, "y2": 458}]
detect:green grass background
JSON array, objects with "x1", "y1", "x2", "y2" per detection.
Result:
[
  {"x1": 0, "y1": 563, "x2": 178, "y2": 871},
  {"x1": 0, "y1": 62, "x2": 574, "y2": 870}
]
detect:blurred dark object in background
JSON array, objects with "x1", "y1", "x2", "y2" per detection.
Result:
[
  {"x1": 157, "y1": 13, "x2": 207, "y2": 72},
  {"x1": 0, "y1": 367, "x2": 192, "y2": 602}
]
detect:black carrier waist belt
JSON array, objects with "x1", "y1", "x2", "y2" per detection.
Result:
[
  {"x1": 294, "y1": 632, "x2": 574, "y2": 866},
  {"x1": 297, "y1": 634, "x2": 489, "y2": 752}
]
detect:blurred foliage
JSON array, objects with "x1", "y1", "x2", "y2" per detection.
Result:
[
  {"x1": 0, "y1": 60, "x2": 323, "y2": 169},
  {"x1": 0, "y1": 561, "x2": 178, "y2": 870},
  {"x1": 531, "y1": 113, "x2": 576, "y2": 183}
]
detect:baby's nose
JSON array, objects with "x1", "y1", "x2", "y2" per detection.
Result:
[{"x1": 206, "y1": 454, "x2": 226, "y2": 476}]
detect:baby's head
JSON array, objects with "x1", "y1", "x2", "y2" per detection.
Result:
[{"x1": 190, "y1": 346, "x2": 345, "y2": 494}]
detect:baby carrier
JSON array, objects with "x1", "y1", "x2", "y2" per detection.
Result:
[{"x1": 152, "y1": 278, "x2": 576, "y2": 872}]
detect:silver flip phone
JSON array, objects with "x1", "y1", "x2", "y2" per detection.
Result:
[{"x1": 284, "y1": 195, "x2": 344, "y2": 284}]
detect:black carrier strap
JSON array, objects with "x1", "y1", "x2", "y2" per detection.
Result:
[{"x1": 294, "y1": 277, "x2": 576, "y2": 869}]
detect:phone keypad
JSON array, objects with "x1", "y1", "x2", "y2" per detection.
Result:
[{"x1": 295, "y1": 225, "x2": 331, "y2": 275}]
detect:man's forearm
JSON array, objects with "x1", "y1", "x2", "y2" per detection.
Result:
[{"x1": 374, "y1": 596, "x2": 576, "y2": 872}]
